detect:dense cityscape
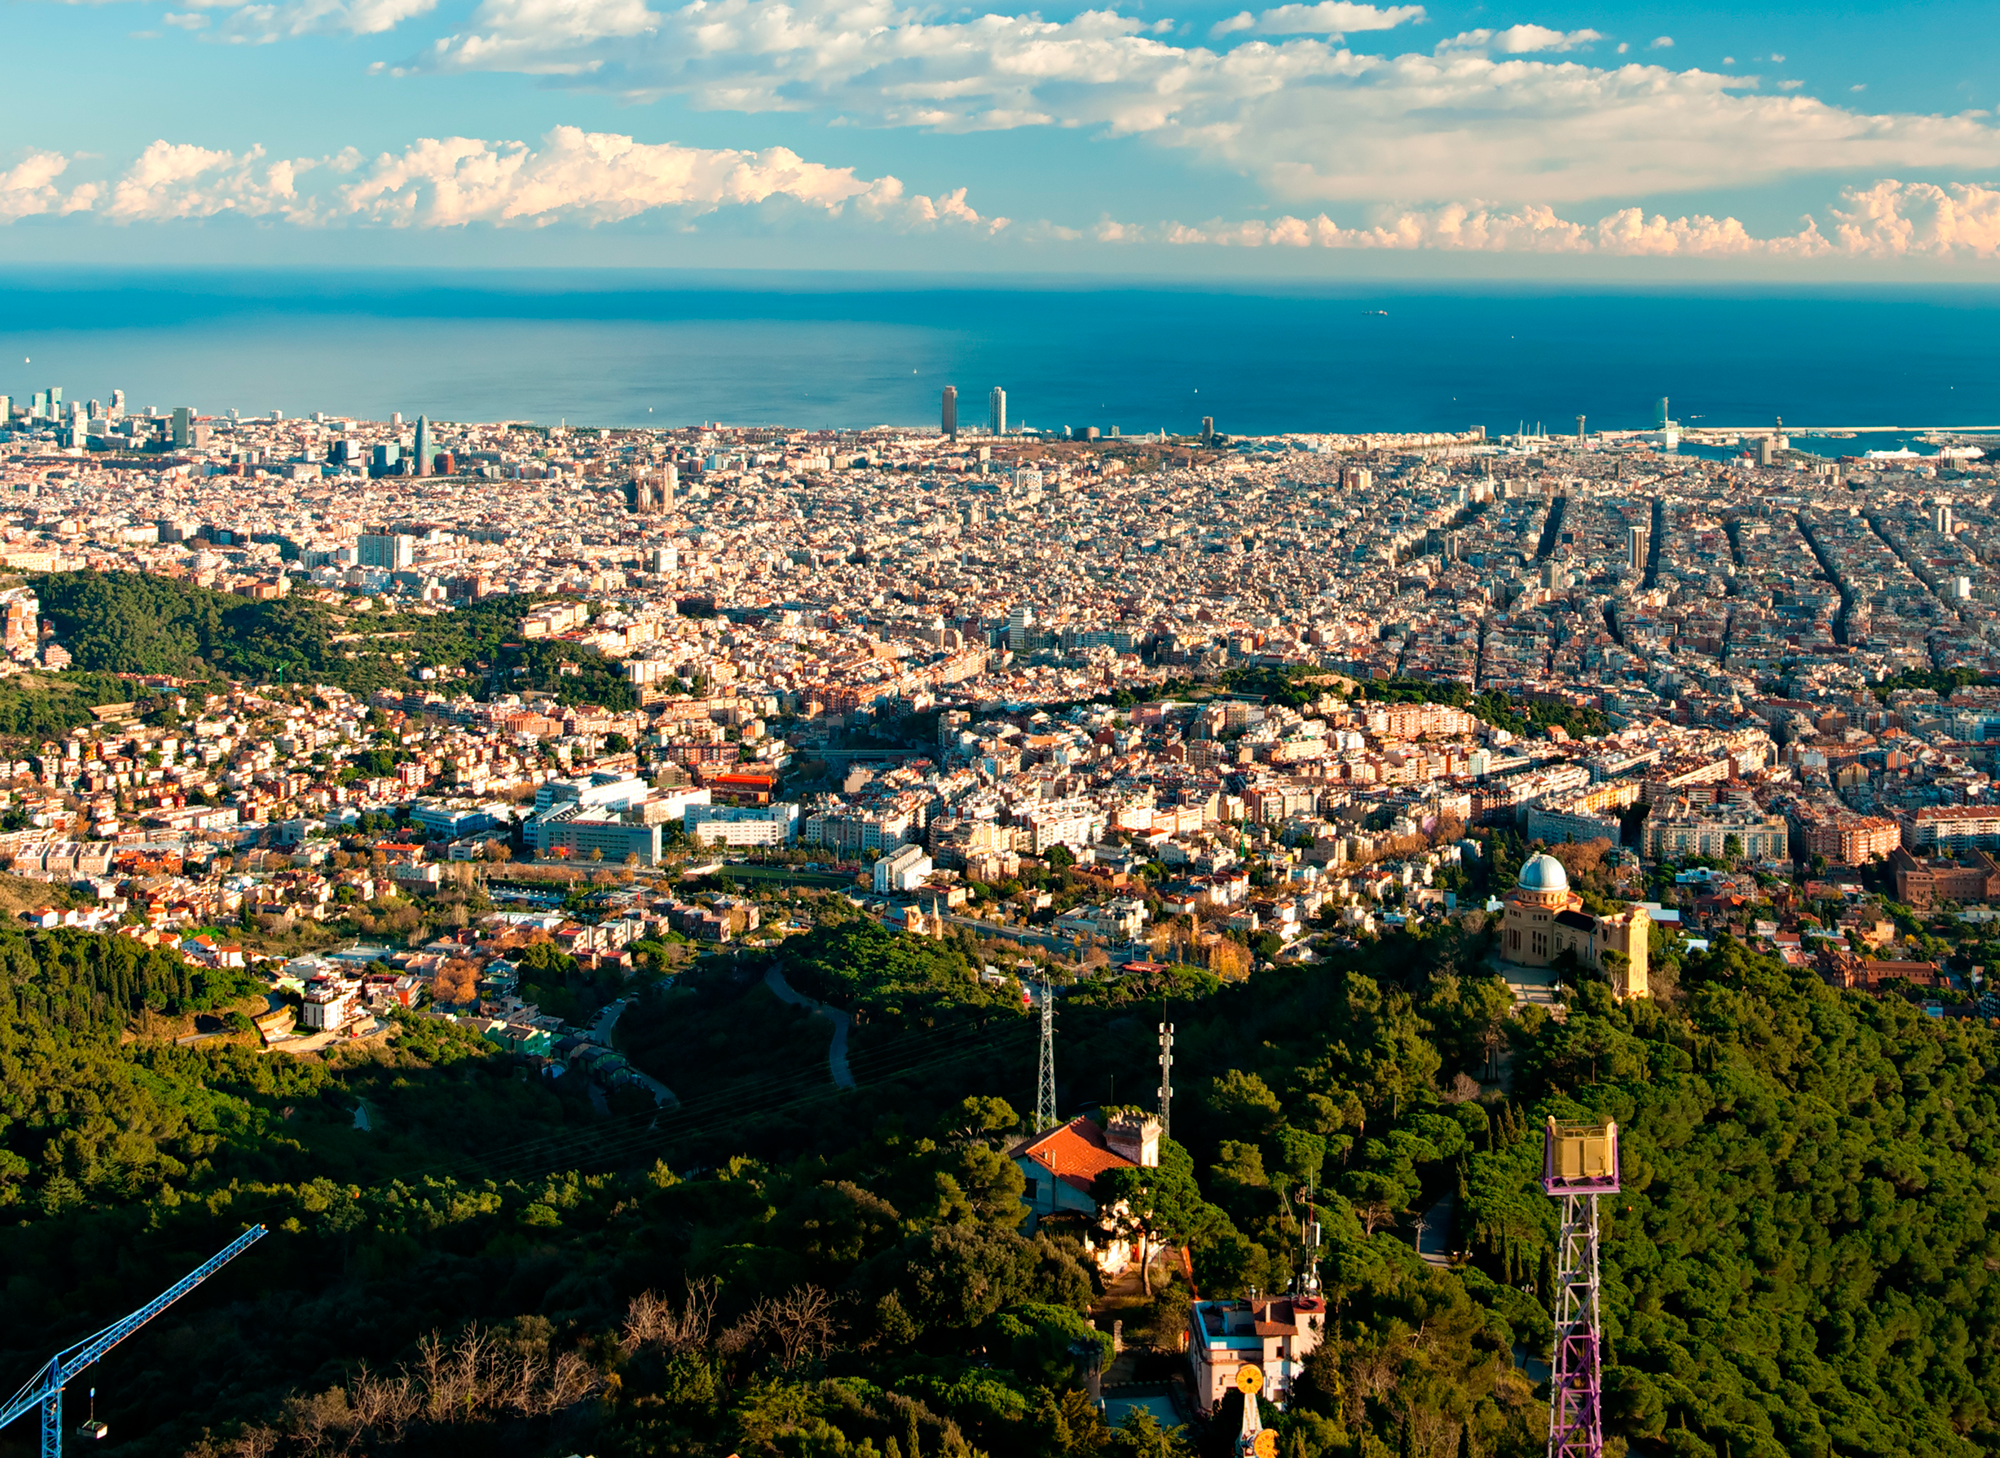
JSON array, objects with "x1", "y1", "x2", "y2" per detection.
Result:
[{"x1": 3, "y1": 380, "x2": 1998, "y2": 1458}]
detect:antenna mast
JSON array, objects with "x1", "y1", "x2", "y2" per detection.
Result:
[
  {"x1": 1035, "y1": 972, "x2": 1057, "y2": 1132},
  {"x1": 1156, "y1": 1017, "x2": 1175, "y2": 1139},
  {"x1": 1298, "y1": 1177, "x2": 1322, "y2": 1297}
]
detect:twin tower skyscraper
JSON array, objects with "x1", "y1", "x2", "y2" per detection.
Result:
[{"x1": 940, "y1": 386, "x2": 1006, "y2": 442}]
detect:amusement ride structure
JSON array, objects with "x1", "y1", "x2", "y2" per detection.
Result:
[{"x1": 1542, "y1": 1118, "x2": 1620, "y2": 1458}]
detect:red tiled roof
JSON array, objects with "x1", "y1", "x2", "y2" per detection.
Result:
[{"x1": 1011, "y1": 1116, "x2": 1137, "y2": 1192}]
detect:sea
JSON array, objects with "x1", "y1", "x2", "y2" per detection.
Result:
[{"x1": 4, "y1": 270, "x2": 1999, "y2": 448}]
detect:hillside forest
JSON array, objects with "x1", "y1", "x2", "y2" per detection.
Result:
[
  {"x1": 26, "y1": 571, "x2": 640, "y2": 710},
  {"x1": 0, "y1": 912, "x2": 1996, "y2": 1458}
]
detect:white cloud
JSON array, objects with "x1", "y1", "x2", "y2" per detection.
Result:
[
  {"x1": 85, "y1": 0, "x2": 439, "y2": 40},
  {"x1": 1073, "y1": 182, "x2": 2000, "y2": 260},
  {"x1": 21, "y1": 137, "x2": 2000, "y2": 264},
  {"x1": 1104, "y1": 200, "x2": 1831, "y2": 256},
  {"x1": 1830, "y1": 179, "x2": 2000, "y2": 257},
  {"x1": 1649, "y1": 34, "x2": 1671, "y2": 48},
  {"x1": 103, "y1": 141, "x2": 315, "y2": 220},
  {"x1": 0, "y1": 152, "x2": 72, "y2": 221},
  {"x1": 1778, "y1": 79, "x2": 1803, "y2": 91},
  {"x1": 1208, "y1": 2, "x2": 1423, "y2": 40},
  {"x1": 405, "y1": 0, "x2": 2000, "y2": 206},
  {"x1": 1434, "y1": 24, "x2": 1600, "y2": 54},
  {"x1": 338, "y1": 127, "x2": 1005, "y2": 229},
  {"x1": 340, "y1": 128, "x2": 870, "y2": 223},
  {"x1": 11, "y1": 127, "x2": 1000, "y2": 233},
  {"x1": 213, "y1": 0, "x2": 439, "y2": 41}
]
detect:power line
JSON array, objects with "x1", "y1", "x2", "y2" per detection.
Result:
[{"x1": 404, "y1": 1017, "x2": 1035, "y2": 1187}]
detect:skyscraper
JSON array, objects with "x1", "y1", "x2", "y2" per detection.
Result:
[
  {"x1": 1627, "y1": 526, "x2": 1648, "y2": 573},
  {"x1": 358, "y1": 533, "x2": 415, "y2": 570},
  {"x1": 110, "y1": 389, "x2": 126, "y2": 418},
  {"x1": 1008, "y1": 603, "x2": 1033, "y2": 653},
  {"x1": 171, "y1": 407, "x2": 193, "y2": 449},
  {"x1": 989, "y1": 387, "x2": 1006, "y2": 436},
  {"x1": 414, "y1": 415, "x2": 432, "y2": 477},
  {"x1": 1653, "y1": 396, "x2": 1669, "y2": 429},
  {"x1": 942, "y1": 387, "x2": 958, "y2": 442}
]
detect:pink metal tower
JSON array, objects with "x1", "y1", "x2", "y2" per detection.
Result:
[{"x1": 1541, "y1": 1118, "x2": 1620, "y2": 1458}]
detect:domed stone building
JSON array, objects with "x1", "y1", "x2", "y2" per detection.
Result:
[{"x1": 1501, "y1": 851, "x2": 1650, "y2": 999}]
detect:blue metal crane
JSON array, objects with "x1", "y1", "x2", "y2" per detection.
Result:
[{"x1": 1, "y1": 1224, "x2": 266, "y2": 1457}]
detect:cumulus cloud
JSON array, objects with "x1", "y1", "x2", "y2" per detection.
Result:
[
  {"x1": 102, "y1": 141, "x2": 315, "y2": 220},
  {"x1": 1208, "y1": 2, "x2": 1423, "y2": 40},
  {"x1": 343, "y1": 128, "x2": 869, "y2": 223},
  {"x1": 1434, "y1": 24, "x2": 1600, "y2": 54},
  {"x1": 9, "y1": 128, "x2": 1001, "y2": 233},
  {"x1": 0, "y1": 152, "x2": 74, "y2": 221},
  {"x1": 1118, "y1": 201, "x2": 1831, "y2": 255},
  {"x1": 79, "y1": 0, "x2": 438, "y2": 40},
  {"x1": 209, "y1": 0, "x2": 438, "y2": 41},
  {"x1": 338, "y1": 127, "x2": 1004, "y2": 229},
  {"x1": 403, "y1": 0, "x2": 2000, "y2": 205},
  {"x1": 1830, "y1": 179, "x2": 2000, "y2": 257},
  {"x1": 1070, "y1": 183, "x2": 2000, "y2": 260},
  {"x1": 1649, "y1": 34, "x2": 1671, "y2": 48}
]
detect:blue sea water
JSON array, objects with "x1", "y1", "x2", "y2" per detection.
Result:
[{"x1": 3, "y1": 270, "x2": 1999, "y2": 440}]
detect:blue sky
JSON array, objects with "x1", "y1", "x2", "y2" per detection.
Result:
[{"x1": 4, "y1": 0, "x2": 2000, "y2": 273}]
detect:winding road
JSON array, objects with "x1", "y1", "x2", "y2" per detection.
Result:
[
  {"x1": 764, "y1": 966, "x2": 856, "y2": 1090},
  {"x1": 592, "y1": 998, "x2": 679, "y2": 1106}
]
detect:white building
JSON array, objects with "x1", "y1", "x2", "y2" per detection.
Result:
[
  {"x1": 874, "y1": 842, "x2": 933, "y2": 894},
  {"x1": 535, "y1": 771, "x2": 650, "y2": 816},
  {"x1": 300, "y1": 975, "x2": 361, "y2": 1031},
  {"x1": 687, "y1": 801, "x2": 801, "y2": 847}
]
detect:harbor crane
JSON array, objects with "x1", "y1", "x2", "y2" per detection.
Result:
[{"x1": 1, "y1": 1225, "x2": 266, "y2": 1456}]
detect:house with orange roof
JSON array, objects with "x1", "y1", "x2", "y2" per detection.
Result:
[
  {"x1": 1008, "y1": 1111, "x2": 1160, "y2": 1275},
  {"x1": 1188, "y1": 1294, "x2": 1328, "y2": 1415}
]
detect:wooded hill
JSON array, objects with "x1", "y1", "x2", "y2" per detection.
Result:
[
  {"x1": 0, "y1": 910, "x2": 1993, "y2": 1458},
  {"x1": 27, "y1": 571, "x2": 637, "y2": 708}
]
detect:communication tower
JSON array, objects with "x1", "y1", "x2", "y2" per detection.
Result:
[
  {"x1": 1296, "y1": 1182, "x2": 1322, "y2": 1297},
  {"x1": 1156, "y1": 1018, "x2": 1175, "y2": 1138},
  {"x1": 1035, "y1": 972, "x2": 1056, "y2": 1132},
  {"x1": 1542, "y1": 1118, "x2": 1620, "y2": 1458}
]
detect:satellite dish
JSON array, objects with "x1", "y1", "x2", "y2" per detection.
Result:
[{"x1": 1236, "y1": 1366, "x2": 1263, "y2": 1396}]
